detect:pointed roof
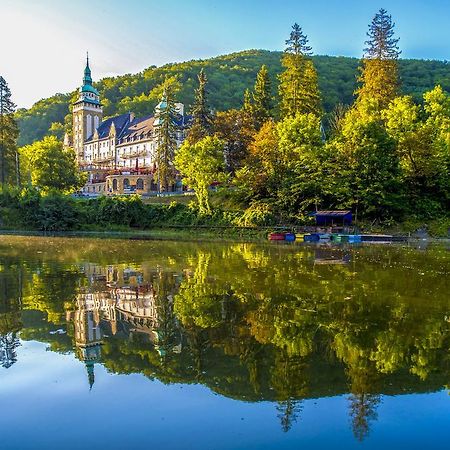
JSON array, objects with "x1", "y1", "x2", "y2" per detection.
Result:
[
  {"x1": 81, "y1": 52, "x2": 100, "y2": 96},
  {"x1": 84, "y1": 52, "x2": 92, "y2": 84}
]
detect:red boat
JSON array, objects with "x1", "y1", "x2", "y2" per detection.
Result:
[{"x1": 268, "y1": 232, "x2": 286, "y2": 241}]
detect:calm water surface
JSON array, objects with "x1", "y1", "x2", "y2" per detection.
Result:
[{"x1": 0, "y1": 236, "x2": 448, "y2": 449}]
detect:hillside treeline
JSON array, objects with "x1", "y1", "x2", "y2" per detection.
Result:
[{"x1": 16, "y1": 50, "x2": 450, "y2": 146}]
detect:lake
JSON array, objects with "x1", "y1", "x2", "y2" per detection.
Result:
[{"x1": 0, "y1": 236, "x2": 448, "y2": 449}]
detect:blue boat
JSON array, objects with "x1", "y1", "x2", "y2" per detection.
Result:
[
  {"x1": 284, "y1": 233, "x2": 296, "y2": 242},
  {"x1": 340, "y1": 234, "x2": 362, "y2": 243},
  {"x1": 303, "y1": 233, "x2": 331, "y2": 242}
]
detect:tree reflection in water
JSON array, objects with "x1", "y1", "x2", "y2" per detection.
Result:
[{"x1": 0, "y1": 236, "x2": 448, "y2": 439}]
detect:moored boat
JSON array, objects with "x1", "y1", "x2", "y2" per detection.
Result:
[
  {"x1": 340, "y1": 234, "x2": 362, "y2": 243},
  {"x1": 269, "y1": 232, "x2": 286, "y2": 241},
  {"x1": 284, "y1": 233, "x2": 296, "y2": 242},
  {"x1": 303, "y1": 233, "x2": 332, "y2": 242}
]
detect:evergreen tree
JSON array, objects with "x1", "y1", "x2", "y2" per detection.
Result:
[
  {"x1": 252, "y1": 65, "x2": 273, "y2": 129},
  {"x1": 0, "y1": 76, "x2": 19, "y2": 186},
  {"x1": 154, "y1": 79, "x2": 181, "y2": 192},
  {"x1": 188, "y1": 69, "x2": 212, "y2": 143},
  {"x1": 278, "y1": 24, "x2": 322, "y2": 118},
  {"x1": 356, "y1": 9, "x2": 401, "y2": 109},
  {"x1": 242, "y1": 88, "x2": 253, "y2": 116}
]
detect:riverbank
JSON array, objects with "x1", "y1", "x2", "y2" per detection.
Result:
[
  {"x1": 1, "y1": 189, "x2": 448, "y2": 239},
  {"x1": 0, "y1": 227, "x2": 269, "y2": 243},
  {"x1": 1, "y1": 227, "x2": 449, "y2": 245}
]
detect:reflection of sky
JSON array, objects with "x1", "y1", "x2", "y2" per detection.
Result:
[{"x1": 0, "y1": 340, "x2": 448, "y2": 450}]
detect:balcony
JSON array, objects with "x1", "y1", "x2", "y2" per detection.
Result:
[{"x1": 119, "y1": 150, "x2": 148, "y2": 159}]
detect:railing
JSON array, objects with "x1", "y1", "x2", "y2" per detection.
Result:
[
  {"x1": 119, "y1": 150, "x2": 148, "y2": 159},
  {"x1": 92, "y1": 155, "x2": 115, "y2": 163}
]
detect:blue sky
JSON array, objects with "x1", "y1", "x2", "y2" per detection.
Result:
[{"x1": 2, "y1": 0, "x2": 450, "y2": 108}]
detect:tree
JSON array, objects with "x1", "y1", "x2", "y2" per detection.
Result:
[
  {"x1": 214, "y1": 109, "x2": 255, "y2": 173},
  {"x1": 242, "y1": 88, "x2": 253, "y2": 120},
  {"x1": 275, "y1": 113, "x2": 326, "y2": 215},
  {"x1": 234, "y1": 120, "x2": 279, "y2": 204},
  {"x1": 0, "y1": 76, "x2": 19, "y2": 186},
  {"x1": 356, "y1": 9, "x2": 401, "y2": 109},
  {"x1": 278, "y1": 24, "x2": 322, "y2": 118},
  {"x1": 384, "y1": 90, "x2": 450, "y2": 215},
  {"x1": 20, "y1": 136, "x2": 85, "y2": 192},
  {"x1": 335, "y1": 111, "x2": 402, "y2": 219},
  {"x1": 48, "y1": 122, "x2": 65, "y2": 140},
  {"x1": 252, "y1": 65, "x2": 273, "y2": 129},
  {"x1": 174, "y1": 136, "x2": 226, "y2": 214},
  {"x1": 188, "y1": 69, "x2": 213, "y2": 143},
  {"x1": 154, "y1": 78, "x2": 181, "y2": 191}
]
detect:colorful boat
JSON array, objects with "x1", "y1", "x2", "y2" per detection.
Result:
[
  {"x1": 338, "y1": 234, "x2": 362, "y2": 243},
  {"x1": 303, "y1": 233, "x2": 320, "y2": 242},
  {"x1": 269, "y1": 232, "x2": 286, "y2": 241},
  {"x1": 284, "y1": 233, "x2": 296, "y2": 242},
  {"x1": 304, "y1": 233, "x2": 332, "y2": 242}
]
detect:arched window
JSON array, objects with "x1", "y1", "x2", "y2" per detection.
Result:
[
  {"x1": 86, "y1": 114, "x2": 92, "y2": 138},
  {"x1": 136, "y1": 178, "x2": 144, "y2": 190},
  {"x1": 123, "y1": 178, "x2": 130, "y2": 189},
  {"x1": 112, "y1": 179, "x2": 118, "y2": 191}
]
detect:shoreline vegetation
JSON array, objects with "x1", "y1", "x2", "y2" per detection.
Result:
[{"x1": 0, "y1": 188, "x2": 448, "y2": 240}]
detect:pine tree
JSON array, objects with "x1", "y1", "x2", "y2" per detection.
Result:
[
  {"x1": 356, "y1": 9, "x2": 401, "y2": 109},
  {"x1": 242, "y1": 88, "x2": 253, "y2": 116},
  {"x1": 154, "y1": 79, "x2": 180, "y2": 192},
  {"x1": 188, "y1": 69, "x2": 212, "y2": 143},
  {"x1": 252, "y1": 65, "x2": 273, "y2": 129},
  {"x1": 0, "y1": 76, "x2": 19, "y2": 186},
  {"x1": 278, "y1": 23, "x2": 322, "y2": 118}
]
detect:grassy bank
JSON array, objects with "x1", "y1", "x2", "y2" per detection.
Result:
[{"x1": 0, "y1": 188, "x2": 448, "y2": 239}]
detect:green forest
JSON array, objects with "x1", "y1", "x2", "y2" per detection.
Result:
[{"x1": 15, "y1": 50, "x2": 450, "y2": 146}]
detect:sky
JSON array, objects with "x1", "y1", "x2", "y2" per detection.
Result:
[{"x1": 2, "y1": 0, "x2": 450, "y2": 108}]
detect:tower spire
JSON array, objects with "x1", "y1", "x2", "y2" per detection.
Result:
[{"x1": 83, "y1": 52, "x2": 92, "y2": 86}]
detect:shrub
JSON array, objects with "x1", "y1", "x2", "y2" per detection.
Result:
[
  {"x1": 36, "y1": 192, "x2": 80, "y2": 231},
  {"x1": 234, "y1": 201, "x2": 276, "y2": 227}
]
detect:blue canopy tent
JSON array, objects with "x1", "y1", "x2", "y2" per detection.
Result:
[{"x1": 312, "y1": 210, "x2": 352, "y2": 226}]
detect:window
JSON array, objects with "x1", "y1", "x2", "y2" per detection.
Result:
[
  {"x1": 136, "y1": 178, "x2": 144, "y2": 190},
  {"x1": 123, "y1": 178, "x2": 130, "y2": 189}
]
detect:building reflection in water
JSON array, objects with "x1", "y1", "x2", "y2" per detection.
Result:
[
  {"x1": 0, "y1": 333, "x2": 20, "y2": 369},
  {"x1": 66, "y1": 263, "x2": 182, "y2": 388}
]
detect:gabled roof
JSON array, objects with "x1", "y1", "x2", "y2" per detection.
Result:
[
  {"x1": 85, "y1": 110, "x2": 192, "y2": 144},
  {"x1": 120, "y1": 115, "x2": 155, "y2": 141},
  {"x1": 86, "y1": 113, "x2": 132, "y2": 142}
]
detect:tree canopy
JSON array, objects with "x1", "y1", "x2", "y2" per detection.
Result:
[{"x1": 20, "y1": 136, "x2": 85, "y2": 192}]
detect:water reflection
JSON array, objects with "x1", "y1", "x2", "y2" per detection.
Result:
[{"x1": 0, "y1": 237, "x2": 449, "y2": 442}]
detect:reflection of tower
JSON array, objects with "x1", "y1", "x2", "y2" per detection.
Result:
[
  {"x1": 0, "y1": 333, "x2": 20, "y2": 369},
  {"x1": 72, "y1": 298, "x2": 103, "y2": 390}
]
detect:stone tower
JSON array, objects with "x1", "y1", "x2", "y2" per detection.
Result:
[{"x1": 72, "y1": 54, "x2": 103, "y2": 165}]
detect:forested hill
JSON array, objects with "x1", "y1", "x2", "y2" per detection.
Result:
[{"x1": 16, "y1": 49, "x2": 450, "y2": 146}]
